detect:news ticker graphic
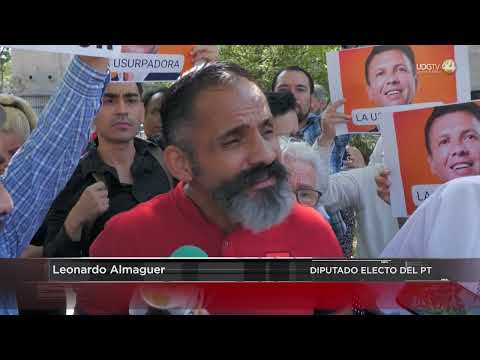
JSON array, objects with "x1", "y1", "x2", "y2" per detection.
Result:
[
  {"x1": 38, "y1": 258, "x2": 480, "y2": 282},
  {"x1": 3, "y1": 259, "x2": 480, "y2": 313},
  {"x1": 0, "y1": 258, "x2": 479, "y2": 284}
]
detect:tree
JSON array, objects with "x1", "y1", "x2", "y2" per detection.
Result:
[
  {"x1": 349, "y1": 134, "x2": 380, "y2": 164},
  {"x1": 219, "y1": 45, "x2": 339, "y2": 92},
  {"x1": 0, "y1": 47, "x2": 12, "y2": 93},
  {"x1": 219, "y1": 46, "x2": 381, "y2": 160},
  {"x1": 142, "y1": 46, "x2": 340, "y2": 96}
]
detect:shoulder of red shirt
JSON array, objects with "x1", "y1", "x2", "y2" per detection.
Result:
[
  {"x1": 89, "y1": 189, "x2": 175, "y2": 257},
  {"x1": 90, "y1": 183, "x2": 343, "y2": 258},
  {"x1": 282, "y1": 203, "x2": 344, "y2": 257}
]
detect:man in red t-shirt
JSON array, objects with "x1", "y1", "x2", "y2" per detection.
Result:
[{"x1": 78, "y1": 62, "x2": 342, "y2": 315}]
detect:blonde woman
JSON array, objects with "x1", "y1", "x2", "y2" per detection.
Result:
[{"x1": 0, "y1": 94, "x2": 37, "y2": 175}]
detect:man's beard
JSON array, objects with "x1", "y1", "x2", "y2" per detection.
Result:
[{"x1": 211, "y1": 160, "x2": 294, "y2": 233}]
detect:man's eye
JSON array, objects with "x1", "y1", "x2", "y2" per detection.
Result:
[
  {"x1": 375, "y1": 70, "x2": 384, "y2": 77},
  {"x1": 103, "y1": 98, "x2": 113, "y2": 104},
  {"x1": 263, "y1": 128, "x2": 274, "y2": 137},
  {"x1": 439, "y1": 138, "x2": 449, "y2": 146},
  {"x1": 222, "y1": 138, "x2": 240, "y2": 147}
]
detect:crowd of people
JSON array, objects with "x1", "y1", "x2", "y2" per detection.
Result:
[{"x1": 0, "y1": 44, "x2": 479, "y2": 315}]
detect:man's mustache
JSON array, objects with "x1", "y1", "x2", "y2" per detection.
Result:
[
  {"x1": 111, "y1": 115, "x2": 136, "y2": 126},
  {"x1": 214, "y1": 160, "x2": 288, "y2": 202}
]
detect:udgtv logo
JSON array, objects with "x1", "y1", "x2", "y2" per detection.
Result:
[{"x1": 417, "y1": 59, "x2": 456, "y2": 74}]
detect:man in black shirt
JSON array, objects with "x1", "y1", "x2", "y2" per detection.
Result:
[{"x1": 32, "y1": 82, "x2": 173, "y2": 257}]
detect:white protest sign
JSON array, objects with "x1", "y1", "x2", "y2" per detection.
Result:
[
  {"x1": 4, "y1": 45, "x2": 121, "y2": 58},
  {"x1": 353, "y1": 102, "x2": 443, "y2": 127},
  {"x1": 411, "y1": 185, "x2": 440, "y2": 206},
  {"x1": 381, "y1": 102, "x2": 446, "y2": 218},
  {"x1": 110, "y1": 53, "x2": 186, "y2": 82},
  {"x1": 109, "y1": 45, "x2": 196, "y2": 82}
]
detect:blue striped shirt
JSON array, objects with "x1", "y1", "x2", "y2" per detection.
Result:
[{"x1": 0, "y1": 56, "x2": 109, "y2": 314}]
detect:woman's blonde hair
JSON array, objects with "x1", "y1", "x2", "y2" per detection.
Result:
[{"x1": 0, "y1": 94, "x2": 37, "y2": 140}]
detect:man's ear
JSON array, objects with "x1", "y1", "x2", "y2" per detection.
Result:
[{"x1": 163, "y1": 145, "x2": 194, "y2": 182}]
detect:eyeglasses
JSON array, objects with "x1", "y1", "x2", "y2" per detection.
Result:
[{"x1": 294, "y1": 188, "x2": 322, "y2": 208}]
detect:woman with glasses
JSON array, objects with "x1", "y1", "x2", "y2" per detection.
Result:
[{"x1": 281, "y1": 139, "x2": 330, "y2": 221}]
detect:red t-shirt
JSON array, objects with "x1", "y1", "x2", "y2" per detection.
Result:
[
  {"x1": 78, "y1": 183, "x2": 342, "y2": 314},
  {"x1": 91, "y1": 182, "x2": 342, "y2": 258}
]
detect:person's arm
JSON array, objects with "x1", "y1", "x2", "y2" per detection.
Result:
[
  {"x1": 368, "y1": 136, "x2": 384, "y2": 166},
  {"x1": 42, "y1": 176, "x2": 86, "y2": 257},
  {"x1": 313, "y1": 142, "x2": 362, "y2": 213},
  {"x1": 42, "y1": 170, "x2": 109, "y2": 257},
  {"x1": 19, "y1": 245, "x2": 43, "y2": 258},
  {"x1": 0, "y1": 56, "x2": 109, "y2": 258}
]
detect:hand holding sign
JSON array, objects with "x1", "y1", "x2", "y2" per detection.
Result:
[
  {"x1": 191, "y1": 45, "x2": 220, "y2": 65},
  {"x1": 317, "y1": 99, "x2": 351, "y2": 147},
  {"x1": 375, "y1": 168, "x2": 391, "y2": 205},
  {"x1": 78, "y1": 56, "x2": 109, "y2": 72}
]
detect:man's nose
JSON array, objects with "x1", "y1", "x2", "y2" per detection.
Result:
[
  {"x1": 248, "y1": 132, "x2": 277, "y2": 167},
  {"x1": 386, "y1": 72, "x2": 400, "y2": 85},
  {"x1": 452, "y1": 142, "x2": 469, "y2": 157},
  {"x1": 115, "y1": 98, "x2": 129, "y2": 115}
]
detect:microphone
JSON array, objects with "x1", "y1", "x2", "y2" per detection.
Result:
[
  {"x1": 135, "y1": 245, "x2": 209, "y2": 315},
  {"x1": 170, "y1": 245, "x2": 208, "y2": 258}
]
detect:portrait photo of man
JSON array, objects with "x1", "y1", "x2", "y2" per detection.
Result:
[
  {"x1": 365, "y1": 45, "x2": 418, "y2": 108},
  {"x1": 424, "y1": 102, "x2": 480, "y2": 182}
]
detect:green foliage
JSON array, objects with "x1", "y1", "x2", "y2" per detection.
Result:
[
  {"x1": 349, "y1": 134, "x2": 380, "y2": 164},
  {"x1": 0, "y1": 47, "x2": 12, "y2": 93},
  {"x1": 219, "y1": 45, "x2": 339, "y2": 92}
]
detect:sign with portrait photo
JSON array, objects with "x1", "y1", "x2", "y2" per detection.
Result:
[
  {"x1": 381, "y1": 100, "x2": 480, "y2": 217},
  {"x1": 327, "y1": 45, "x2": 471, "y2": 134}
]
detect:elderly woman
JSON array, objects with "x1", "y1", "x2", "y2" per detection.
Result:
[
  {"x1": 280, "y1": 139, "x2": 330, "y2": 222},
  {"x1": 0, "y1": 94, "x2": 37, "y2": 175}
]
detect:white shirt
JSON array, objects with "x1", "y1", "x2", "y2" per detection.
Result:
[
  {"x1": 314, "y1": 139, "x2": 399, "y2": 258},
  {"x1": 381, "y1": 175, "x2": 480, "y2": 258}
]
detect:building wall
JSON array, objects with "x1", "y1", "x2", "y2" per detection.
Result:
[
  {"x1": 11, "y1": 49, "x2": 72, "y2": 115},
  {"x1": 469, "y1": 45, "x2": 480, "y2": 93}
]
